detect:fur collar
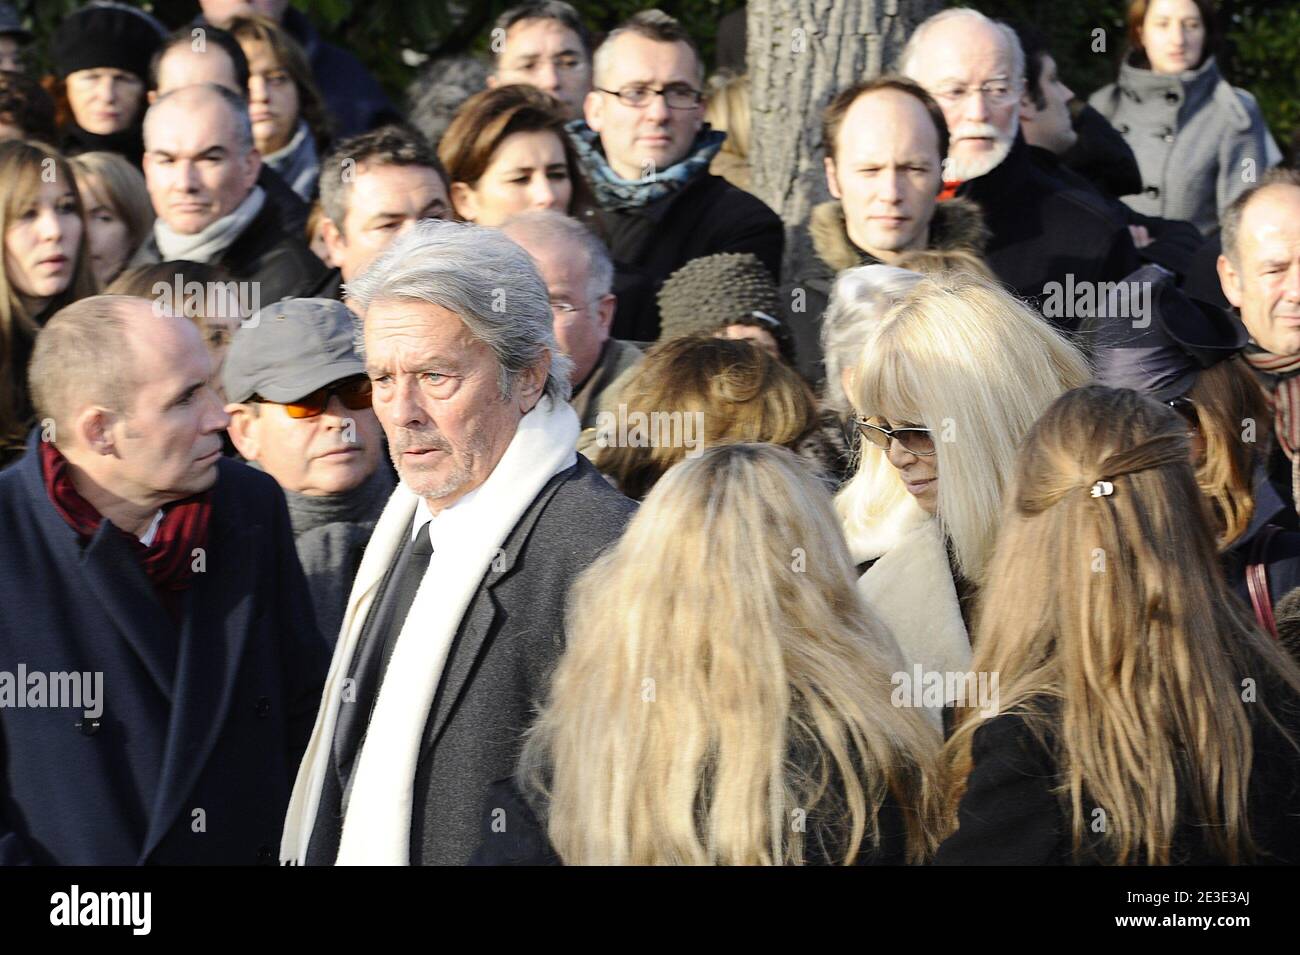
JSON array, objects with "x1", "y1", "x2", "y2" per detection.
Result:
[
  {"x1": 856, "y1": 517, "x2": 972, "y2": 729},
  {"x1": 809, "y1": 196, "x2": 989, "y2": 273}
]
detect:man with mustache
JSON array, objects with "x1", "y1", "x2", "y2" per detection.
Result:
[
  {"x1": 280, "y1": 220, "x2": 636, "y2": 865},
  {"x1": 1218, "y1": 169, "x2": 1300, "y2": 521},
  {"x1": 0, "y1": 294, "x2": 328, "y2": 863},
  {"x1": 902, "y1": 8, "x2": 1139, "y2": 327}
]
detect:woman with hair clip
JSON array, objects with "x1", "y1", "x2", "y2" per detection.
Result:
[
  {"x1": 936, "y1": 386, "x2": 1300, "y2": 864},
  {"x1": 0, "y1": 140, "x2": 98, "y2": 467},
  {"x1": 472, "y1": 443, "x2": 945, "y2": 865},
  {"x1": 1095, "y1": 264, "x2": 1300, "y2": 632},
  {"x1": 836, "y1": 272, "x2": 1089, "y2": 728}
]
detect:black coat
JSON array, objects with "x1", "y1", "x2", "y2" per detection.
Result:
[
  {"x1": 305, "y1": 455, "x2": 636, "y2": 866},
  {"x1": 934, "y1": 693, "x2": 1300, "y2": 865},
  {"x1": 957, "y1": 134, "x2": 1141, "y2": 329},
  {"x1": 1224, "y1": 471, "x2": 1300, "y2": 610},
  {"x1": 0, "y1": 434, "x2": 329, "y2": 864},
  {"x1": 594, "y1": 172, "x2": 784, "y2": 342},
  {"x1": 1028, "y1": 144, "x2": 1205, "y2": 281},
  {"x1": 218, "y1": 197, "x2": 332, "y2": 307}
]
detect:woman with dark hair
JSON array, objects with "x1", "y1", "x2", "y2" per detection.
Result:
[
  {"x1": 1094, "y1": 265, "x2": 1300, "y2": 631},
  {"x1": 229, "y1": 14, "x2": 332, "y2": 202},
  {"x1": 438, "y1": 84, "x2": 592, "y2": 226},
  {"x1": 49, "y1": 2, "x2": 165, "y2": 167},
  {"x1": 0, "y1": 70, "x2": 56, "y2": 143},
  {"x1": 0, "y1": 140, "x2": 97, "y2": 466},
  {"x1": 936, "y1": 385, "x2": 1300, "y2": 864},
  {"x1": 1089, "y1": 0, "x2": 1275, "y2": 234}
]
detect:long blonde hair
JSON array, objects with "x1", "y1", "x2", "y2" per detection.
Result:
[
  {"x1": 520, "y1": 443, "x2": 944, "y2": 864},
  {"x1": 947, "y1": 385, "x2": 1300, "y2": 864},
  {"x1": 836, "y1": 272, "x2": 1090, "y2": 580}
]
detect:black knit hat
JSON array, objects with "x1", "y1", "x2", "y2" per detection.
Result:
[
  {"x1": 0, "y1": 3, "x2": 31, "y2": 43},
  {"x1": 51, "y1": 2, "x2": 166, "y2": 82},
  {"x1": 657, "y1": 252, "x2": 797, "y2": 365}
]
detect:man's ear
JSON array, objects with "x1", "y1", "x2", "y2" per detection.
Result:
[
  {"x1": 74, "y1": 406, "x2": 118, "y2": 456},
  {"x1": 584, "y1": 89, "x2": 603, "y2": 132},
  {"x1": 224, "y1": 404, "x2": 260, "y2": 461},
  {"x1": 244, "y1": 148, "x2": 262, "y2": 192},
  {"x1": 516, "y1": 352, "x2": 550, "y2": 414},
  {"x1": 449, "y1": 181, "x2": 479, "y2": 222},
  {"x1": 1019, "y1": 90, "x2": 1038, "y2": 124},
  {"x1": 1217, "y1": 253, "x2": 1244, "y2": 309},
  {"x1": 595, "y1": 293, "x2": 616, "y2": 339},
  {"x1": 147, "y1": 89, "x2": 158, "y2": 105},
  {"x1": 321, "y1": 217, "x2": 347, "y2": 268},
  {"x1": 824, "y1": 155, "x2": 841, "y2": 200},
  {"x1": 486, "y1": 73, "x2": 500, "y2": 89}
]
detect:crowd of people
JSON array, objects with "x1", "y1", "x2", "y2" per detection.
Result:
[{"x1": 0, "y1": 0, "x2": 1299, "y2": 866}]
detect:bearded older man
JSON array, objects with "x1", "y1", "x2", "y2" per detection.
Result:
[
  {"x1": 901, "y1": 7, "x2": 1138, "y2": 325},
  {"x1": 280, "y1": 220, "x2": 636, "y2": 866}
]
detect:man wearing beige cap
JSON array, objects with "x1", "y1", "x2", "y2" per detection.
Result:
[{"x1": 223, "y1": 297, "x2": 394, "y2": 643}]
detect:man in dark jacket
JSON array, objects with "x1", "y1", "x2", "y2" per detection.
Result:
[
  {"x1": 197, "y1": 0, "x2": 399, "y2": 137},
  {"x1": 788, "y1": 75, "x2": 989, "y2": 382},
  {"x1": 569, "y1": 10, "x2": 783, "y2": 342},
  {"x1": 902, "y1": 8, "x2": 1139, "y2": 327},
  {"x1": 1011, "y1": 21, "x2": 1204, "y2": 281},
  {"x1": 0, "y1": 295, "x2": 328, "y2": 864},
  {"x1": 137, "y1": 83, "x2": 330, "y2": 305},
  {"x1": 280, "y1": 220, "x2": 635, "y2": 866}
]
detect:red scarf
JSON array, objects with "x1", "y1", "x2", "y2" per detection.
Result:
[
  {"x1": 1244, "y1": 348, "x2": 1300, "y2": 515},
  {"x1": 40, "y1": 440, "x2": 214, "y2": 622},
  {"x1": 938, "y1": 179, "x2": 963, "y2": 202}
]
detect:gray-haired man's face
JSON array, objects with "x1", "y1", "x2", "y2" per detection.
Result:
[
  {"x1": 144, "y1": 98, "x2": 261, "y2": 235},
  {"x1": 361, "y1": 298, "x2": 547, "y2": 511}
]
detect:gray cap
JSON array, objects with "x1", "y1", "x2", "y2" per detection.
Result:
[
  {"x1": 223, "y1": 298, "x2": 366, "y2": 404},
  {"x1": 0, "y1": 3, "x2": 31, "y2": 42}
]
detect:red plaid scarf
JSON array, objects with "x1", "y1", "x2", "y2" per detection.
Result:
[
  {"x1": 1244, "y1": 348, "x2": 1300, "y2": 513},
  {"x1": 40, "y1": 440, "x2": 213, "y2": 622}
]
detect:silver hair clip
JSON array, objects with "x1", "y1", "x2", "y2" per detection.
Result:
[{"x1": 1089, "y1": 480, "x2": 1114, "y2": 498}]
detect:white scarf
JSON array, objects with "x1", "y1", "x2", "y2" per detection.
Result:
[
  {"x1": 154, "y1": 185, "x2": 266, "y2": 263},
  {"x1": 280, "y1": 396, "x2": 579, "y2": 865}
]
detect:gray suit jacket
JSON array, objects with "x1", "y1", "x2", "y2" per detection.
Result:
[{"x1": 305, "y1": 454, "x2": 635, "y2": 865}]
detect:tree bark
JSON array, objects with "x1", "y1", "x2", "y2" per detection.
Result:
[{"x1": 747, "y1": 0, "x2": 942, "y2": 290}]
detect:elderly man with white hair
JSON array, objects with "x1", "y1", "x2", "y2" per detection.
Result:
[
  {"x1": 280, "y1": 219, "x2": 636, "y2": 866},
  {"x1": 901, "y1": 7, "x2": 1138, "y2": 325}
]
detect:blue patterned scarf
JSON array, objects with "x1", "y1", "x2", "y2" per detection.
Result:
[{"x1": 566, "y1": 120, "x2": 726, "y2": 212}]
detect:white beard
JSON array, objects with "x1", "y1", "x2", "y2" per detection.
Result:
[{"x1": 943, "y1": 136, "x2": 1013, "y2": 182}]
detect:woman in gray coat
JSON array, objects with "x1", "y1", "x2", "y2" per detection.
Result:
[{"x1": 1089, "y1": 0, "x2": 1274, "y2": 235}]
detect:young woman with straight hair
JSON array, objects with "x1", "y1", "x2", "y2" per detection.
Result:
[{"x1": 937, "y1": 386, "x2": 1300, "y2": 864}]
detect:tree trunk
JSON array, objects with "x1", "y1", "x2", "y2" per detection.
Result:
[{"x1": 747, "y1": 0, "x2": 942, "y2": 293}]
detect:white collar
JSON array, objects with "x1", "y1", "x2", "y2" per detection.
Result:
[
  {"x1": 138, "y1": 509, "x2": 165, "y2": 546},
  {"x1": 410, "y1": 484, "x2": 483, "y2": 543}
]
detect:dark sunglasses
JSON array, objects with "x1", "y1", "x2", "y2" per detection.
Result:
[
  {"x1": 1166, "y1": 396, "x2": 1199, "y2": 433},
  {"x1": 854, "y1": 419, "x2": 937, "y2": 456},
  {"x1": 252, "y1": 376, "x2": 373, "y2": 419}
]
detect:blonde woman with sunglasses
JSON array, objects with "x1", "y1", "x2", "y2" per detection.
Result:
[{"x1": 836, "y1": 271, "x2": 1089, "y2": 729}]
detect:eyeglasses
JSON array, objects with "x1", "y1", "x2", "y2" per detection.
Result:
[
  {"x1": 251, "y1": 375, "x2": 373, "y2": 419},
  {"x1": 506, "y1": 54, "x2": 588, "y2": 75},
  {"x1": 930, "y1": 80, "x2": 1021, "y2": 106},
  {"x1": 596, "y1": 84, "x2": 703, "y2": 109},
  {"x1": 854, "y1": 419, "x2": 937, "y2": 456},
  {"x1": 1166, "y1": 396, "x2": 1199, "y2": 434}
]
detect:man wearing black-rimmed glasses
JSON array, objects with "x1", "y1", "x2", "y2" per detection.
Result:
[
  {"x1": 566, "y1": 9, "x2": 783, "y2": 342},
  {"x1": 223, "y1": 298, "x2": 394, "y2": 644}
]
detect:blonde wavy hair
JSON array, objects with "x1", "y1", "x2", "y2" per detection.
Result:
[
  {"x1": 946, "y1": 385, "x2": 1300, "y2": 864},
  {"x1": 594, "y1": 334, "x2": 818, "y2": 499},
  {"x1": 1185, "y1": 357, "x2": 1272, "y2": 547},
  {"x1": 836, "y1": 272, "x2": 1090, "y2": 580},
  {"x1": 520, "y1": 443, "x2": 945, "y2": 864}
]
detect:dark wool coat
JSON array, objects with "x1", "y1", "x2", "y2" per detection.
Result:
[{"x1": 0, "y1": 435, "x2": 329, "y2": 864}]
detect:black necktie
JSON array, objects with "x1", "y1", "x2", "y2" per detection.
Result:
[{"x1": 332, "y1": 523, "x2": 434, "y2": 794}]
